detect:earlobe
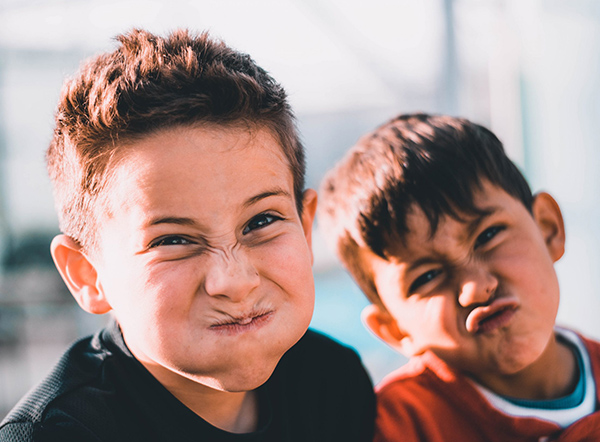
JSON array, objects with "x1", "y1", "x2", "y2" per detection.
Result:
[
  {"x1": 50, "y1": 235, "x2": 111, "y2": 315},
  {"x1": 300, "y1": 189, "x2": 318, "y2": 263},
  {"x1": 532, "y1": 192, "x2": 565, "y2": 262},
  {"x1": 362, "y1": 304, "x2": 416, "y2": 357}
]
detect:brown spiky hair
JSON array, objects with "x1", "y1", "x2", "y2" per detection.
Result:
[{"x1": 47, "y1": 28, "x2": 305, "y2": 252}]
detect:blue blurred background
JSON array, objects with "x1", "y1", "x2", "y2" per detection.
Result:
[{"x1": 2, "y1": 0, "x2": 600, "y2": 418}]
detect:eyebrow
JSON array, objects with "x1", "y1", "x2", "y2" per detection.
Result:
[
  {"x1": 403, "y1": 205, "x2": 501, "y2": 272},
  {"x1": 463, "y1": 205, "x2": 499, "y2": 239},
  {"x1": 243, "y1": 187, "x2": 291, "y2": 208},
  {"x1": 147, "y1": 216, "x2": 198, "y2": 227},
  {"x1": 145, "y1": 187, "x2": 291, "y2": 227}
]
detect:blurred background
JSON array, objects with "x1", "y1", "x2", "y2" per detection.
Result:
[{"x1": 1, "y1": 0, "x2": 600, "y2": 418}]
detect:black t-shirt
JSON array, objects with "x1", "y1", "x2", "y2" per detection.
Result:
[{"x1": 0, "y1": 321, "x2": 375, "y2": 441}]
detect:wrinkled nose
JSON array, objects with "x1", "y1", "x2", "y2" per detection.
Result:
[
  {"x1": 204, "y1": 250, "x2": 260, "y2": 302},
  {"x1": 457, "y1": 265, "x2": 498, "y2": 307}
]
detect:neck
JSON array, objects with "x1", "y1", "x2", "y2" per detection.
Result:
[
  {"x1": 475, "y1": 333, "x2": 577, "y2": 400},
  {"x1": 169, "y1": 384, "x2": 259, "y2": 433},
  {"x1": 139, "y1": 360, "x2": 260, "y2": 433}
]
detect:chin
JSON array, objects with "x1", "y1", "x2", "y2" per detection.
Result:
[
  {"x1": 215, "y1": 363, "x2": 279, "y2": 393},
  {"x1": 495, "y1": 348, "x2": 546, "y2": 377},
  {"x1": 216, "y1": 351, "x2": 287, "y2": 392}
]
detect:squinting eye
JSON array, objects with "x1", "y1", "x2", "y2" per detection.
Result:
[
  {"x1": 409, "y1": 269, "x2": 442, "y2": 293},
  {"x1": 474, "y1": 225, "x2": 505, "y2": 249},
  {"x1": 243, "y1": 213, "x2": 282, "y2": 235},
  {"x1": 150, "y1": 236, "x2": 192, "y2": 248}
]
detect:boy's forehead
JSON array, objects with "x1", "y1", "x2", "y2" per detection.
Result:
[
  {"x1": 384, "y1": 205, "x2": 440, "y2": 258},
  {"x1": 116, "y1": 123, "x2": 281, "y2": 156},
  {"x1": 107, "y1": 125, "x2": 290, "y2": 180},
  {"x1": 100, "y1": 125, "x2": 295, "y2": 217},
  {"x1": 389, "y1": 203, "x2": 491, "y2": 257},
  {"x1": 389, "y1": 183, "x2": 523, "y2": 257}
]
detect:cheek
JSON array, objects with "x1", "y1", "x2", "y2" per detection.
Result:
[
  {"x1": 498, "y1": 230, "x2": 556, "y2": 276},
  {"x1": 397, "y1": 297, "x2": 461, "y2": 345},
  {"x1": 257, "y1": 235, "x2": 315, "y2": 287},
  {"x1": 116, "y1": 266, "x2": 199, "y2": 358},
  {"x1": 422, "y1": 298, "x2": 461, "y2": 336},
  {"x1": 108, "y1": 261, "x2": 194, "y2": 327},
  {"x1": 144, "y1": 261, "x2": 206, "y2": 316},
  {"x1": 521, "y1": 265, "x2": 560, "y2": 321},
  {"x1": 497, "y1": 244, "x2": 559, "y2": 299},
  {"x1": 493, "y1": 248, "x2": 560, "y2": 329}
]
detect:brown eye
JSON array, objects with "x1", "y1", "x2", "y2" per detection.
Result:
[
  {"x1": 243, "y1": 213, "x2": 282, "y2": 235},
  {"x1": 150, "y1": 236, "x2": 192, "y2": 248},
  {"x1": 409, "y1": 269, "x2": 442, "y2": 293},
  {"x1": 474, "y1": 226, "x2": 505, "y2": 249}
]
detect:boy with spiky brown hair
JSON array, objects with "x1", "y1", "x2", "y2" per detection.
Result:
[
  {"x1": 318, "y1": 113, "x2": 600, "y2": 441},
  {"x1": 0, "y1": 29, "x2": 375, "y2": 442}
]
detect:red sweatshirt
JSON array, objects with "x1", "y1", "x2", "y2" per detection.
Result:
[{"x1": 374, "y1": 334, "x2": 600, "y2": 442}]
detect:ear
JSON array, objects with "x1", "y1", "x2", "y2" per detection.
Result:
[
  {"x1": 300, "y1": 189, "x2": 318, "y2": 263},
  {"x1": 362, "y1": 304, "x2": 418, "y2": 357},
  {"x1": 532, "y1": 192, "x2": 565, "y2": 262},
  {"x1": 50, "y1": 235, "x2": 112, "y2": 315}
]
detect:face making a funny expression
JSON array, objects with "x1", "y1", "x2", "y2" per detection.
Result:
[
  {"x1": 363, "y1": 181, "x2": 569, "y2": 399},
  {"x1": 53, "y1": 125, "x2": 318, "y2": 397}
]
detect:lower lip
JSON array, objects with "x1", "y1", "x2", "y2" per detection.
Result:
[
  {"x1": 476, "y1": 308, "x2": 516, "y2": 334},
  {"x1": 210, "y1": 312, "x2": 274, "y2": 336}
]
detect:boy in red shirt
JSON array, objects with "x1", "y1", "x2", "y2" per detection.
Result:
[{"x1": 318, "y1": 113, "x2": 600, "y2": 441}]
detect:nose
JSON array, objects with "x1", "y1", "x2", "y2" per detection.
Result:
[
  {"x1": 457, "y1": 263, "x2": 498, "y2": 308},
  {"x1": 203, "y1": 249, "x2": 260, "y2": 302}
]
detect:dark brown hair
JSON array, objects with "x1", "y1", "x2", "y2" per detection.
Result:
[
  {"x1": 318, "y1": 113, "x2": 532, "y2": 304},
  {"x1": 47, "y1": 28, "x2": 305, "y2": 251}
]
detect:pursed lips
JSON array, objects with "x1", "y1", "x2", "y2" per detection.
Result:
[
  {"x1": 209, "y1": 307, "x2": 275, "y2": 334},
  {"x1": 465, "y1": 297, "x2": 519, "y2": 334}
]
